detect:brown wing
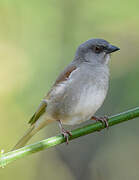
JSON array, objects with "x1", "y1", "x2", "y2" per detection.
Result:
[
  {"x1": 29, "y1": 64, "x2": 77, "y2": 125},
  {"x1": 54, "y1": 65, "x2": 77, "y2": 85},
  {"x1": 46, "y1": 64, "x2": 77, "y2": 98}
]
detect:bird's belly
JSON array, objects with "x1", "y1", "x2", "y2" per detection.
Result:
[{"x1": 61, "y1": 86, "x2": 107, "y2": 125}]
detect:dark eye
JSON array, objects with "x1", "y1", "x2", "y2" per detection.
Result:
[{"x1": 94, "y1": 46, "x2": 103, "y2": 53}]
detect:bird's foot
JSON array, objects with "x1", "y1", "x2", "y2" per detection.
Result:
[
  {"x1": 91, "y1": 116, "x2": 109, "y2": 129},
  {"x1": 58, "y1": 120, "x2": 72, "y2": 144},
  {"x1": 61, "y1": 128, "x2": 72, "y2": 144}
]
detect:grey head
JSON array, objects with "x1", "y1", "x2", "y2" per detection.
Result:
[{"x1": 74, "y1": 38, "x2": 120, "y2": 65}]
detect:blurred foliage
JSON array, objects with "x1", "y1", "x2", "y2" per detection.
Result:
[{"x1": 0, "y1": 0, "x2": 139, "y2": 180}]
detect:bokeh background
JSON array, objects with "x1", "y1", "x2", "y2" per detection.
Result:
[{"x1": 0, "y1": 0, "x2": 139, "y2": 179}]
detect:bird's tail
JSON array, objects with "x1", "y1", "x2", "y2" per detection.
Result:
[
  {"x1": 12, "y1": 114, "x2": 52, "y2": 150},
  {"x1": 12, "y1": 125, "x2": 37, "y2": 150}
]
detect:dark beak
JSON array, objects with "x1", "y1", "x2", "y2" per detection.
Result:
[{"x1": 106, "y1": 45, "x2": 120, "y2": 54}]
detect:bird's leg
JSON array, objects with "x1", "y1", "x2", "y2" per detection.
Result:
[
  {"x1": 91, "y1": 116, "x2": 109, "y2": 128},
  {"x1": 57, "y1": 120, "x2": 72, "y2": 144}
]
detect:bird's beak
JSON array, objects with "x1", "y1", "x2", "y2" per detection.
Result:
[{"x1": 106, "y1": 45, "x2": 120, "y2": 54}]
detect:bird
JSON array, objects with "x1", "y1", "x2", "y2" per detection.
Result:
[{"x1": 13, "y1": 38, "x2": 120, "y2": 150}]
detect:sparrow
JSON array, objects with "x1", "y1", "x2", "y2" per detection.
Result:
[{"x1": 13, "y1": 38, "x2": 120, "y2": 150}]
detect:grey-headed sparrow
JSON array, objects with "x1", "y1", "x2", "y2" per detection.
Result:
[{"x1": 13, "y1": 38, "x2": 119, "y2": 149}]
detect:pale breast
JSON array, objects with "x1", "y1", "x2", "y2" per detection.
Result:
[
  {"x1": 46, "y1": 63, "x2": 109, "y2": 125},
  {"x1": 62, "y1": 81, "x2": 108, "y2": 125}
]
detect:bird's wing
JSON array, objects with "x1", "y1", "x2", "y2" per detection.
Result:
[
  {"x1": 29, "y1": 64, "x2": 77, "y2": 125},
  {"x1": 55, "y1": 65, "x2": 77, "y2": 85},
  {"x1": 46, "y1": 64, "x2": 77, "y2": 97},
  {"x1": 28, "y1": 100, "x2": 47, "y2": 125}
]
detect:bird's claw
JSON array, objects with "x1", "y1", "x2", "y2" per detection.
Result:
[
  {"x1": 91, "y1": 116, "x2": 109, "y2": 129},
  {"x1": 61, "y1": 128, "x2": 72, "y2": 144}
]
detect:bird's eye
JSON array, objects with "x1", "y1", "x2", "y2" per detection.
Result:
[{"x1": 94, "y1": 46, "x2": 103, "y2": 53}]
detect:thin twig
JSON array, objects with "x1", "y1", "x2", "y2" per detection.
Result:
[{"x1": 0, "y1": 107, "x2": 139, "y2": 168}]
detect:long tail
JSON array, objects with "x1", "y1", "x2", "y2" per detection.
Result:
[
  {"x1": 12, "y1": 125, "x2": 38, "y2": 150},
  {"x1": 12, "y1": 116, "x2": 52, "y2": 150}
]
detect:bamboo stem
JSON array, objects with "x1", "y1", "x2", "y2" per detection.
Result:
[{"x1": 0, "y1": 107, "x2": 139, "y2": 168}]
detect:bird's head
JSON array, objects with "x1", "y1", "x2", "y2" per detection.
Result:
[{"x1": 75, "y1": 38, "x2": 120, "y2": 64}]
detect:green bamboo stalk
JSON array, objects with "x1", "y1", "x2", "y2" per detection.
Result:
[{"x1": 0, "y1": 107, "x2": 139, "y2": 168}]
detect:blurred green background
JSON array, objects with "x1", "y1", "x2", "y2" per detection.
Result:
[{"x1": 0, "y1": 0, "x2": 139, "y2": 179}]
